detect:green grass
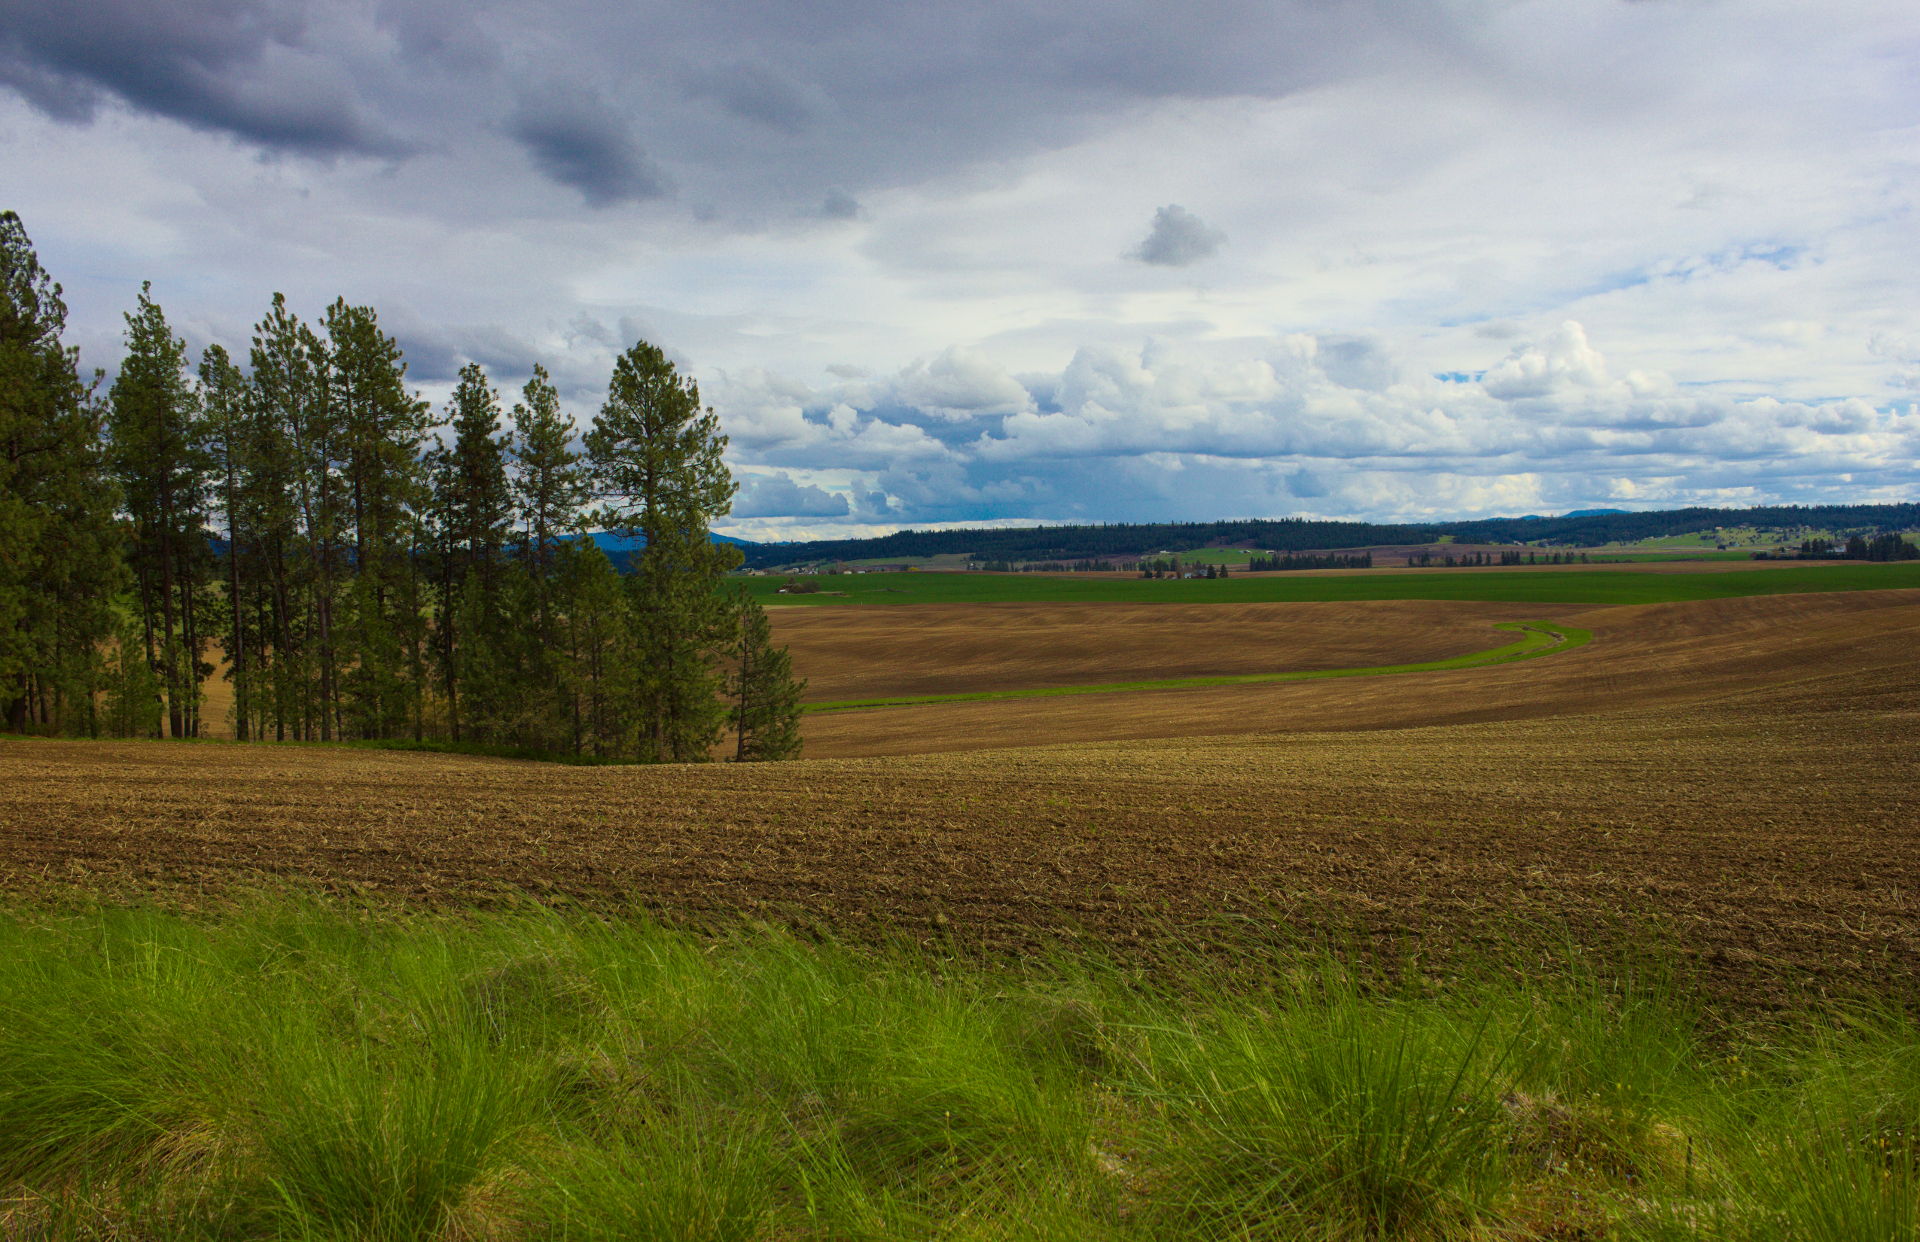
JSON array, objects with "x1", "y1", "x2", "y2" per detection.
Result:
[
  {"x1": 807, "y1": 621, "x2": 1587, "y2": 713},
  {"x1": 746, "y1": 561, "x2": 1920, "y2": 609},
  {"x1": 0, "y1": 901, "x2": 1913, "y2": 1240}
]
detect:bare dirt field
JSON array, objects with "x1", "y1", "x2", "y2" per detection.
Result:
[
  {"x1": 4, "y1": 588, "x2": 1916, "y2": 1015},
  {"x1": 791, "y1": 589, "x2": 1920, "y2": 756},
  {"x1": 769, "y1": 599, "x2": 1547, "y2": 702}
]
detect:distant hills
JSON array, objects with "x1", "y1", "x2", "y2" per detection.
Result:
[{"x1": 727, "y1": 503, "x2": 1920, "y2": 569}]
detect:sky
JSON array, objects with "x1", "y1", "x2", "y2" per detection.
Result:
[{"x1": 3, "y1": 0, "x2": 1917, "y2": 542}]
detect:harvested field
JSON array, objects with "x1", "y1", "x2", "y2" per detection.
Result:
[
  {"x1": 793, "y1": 589, "x2": 1920, "y2": 756},
  {"x1": 5, "y1": 589, "x2": 1917, "y2": 1016}
]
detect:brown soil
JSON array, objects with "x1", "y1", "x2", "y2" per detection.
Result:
[
  {"x1": 3, "y1": 590, "x2": 1916, "y2": 1015},
  {"x1": 793, "y1": 590, "x2": 1920, "y2": 757},
  {"x1": 772, "y1": 599, "x2": 1544, "y2": 702}
]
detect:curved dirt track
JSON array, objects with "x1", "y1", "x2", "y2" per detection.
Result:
[{"x1": 793, "y1": 590, "x2": 1920, "y2": 757}]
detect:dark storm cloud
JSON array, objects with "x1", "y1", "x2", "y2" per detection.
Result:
[
  {"x1": 1, "y1": 0, "x2": 1422, "y2": 208},
  {"x1": 507, "y1": 85, "x2": 668, "y2": 207},
  {"x1": 1133, "y1": 205, "x2": 1225, "y2": 266},
  {"x1": 0, "y1": 0, "x2": 405, "y2": 155}
]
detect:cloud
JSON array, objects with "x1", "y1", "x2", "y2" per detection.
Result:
[
  {"x1": 1286, "y1": 469, "x2": 1331, "y2": 498},
  {"x1": 731, "y1": 471, "x2": 851, "y2": 518},
  {"x1": 820, "y1": 188, "x2": 861, "y2": 220},
  {"x1": 0, "y1": 0, "x2": 407, "y2": 155},
  {"x1": 685, "y1": 62, "x2": 812, "y2": 135},
  {"x1": 1314, "y1": 334, "x2": 1397, "y2": 392},
  {"x1": 507, "y1": 85, "x2": 667, "y2": 206},
  {"x1": 1482, "y1": 322, "x2": 1611, "y2": 401},
  {"x1": 1132, "y1": 204, "x2": 1225, "y2": 266},
  {"x1": 707, "y1": 323, "x2": 1920, "y2": 526},
  {"x1": 10, "y1": 0, "x2": 1915, "y2": 537},
  {"x1": 377, "y1": 0, "x2": 498, "y2": 73},
  {"x1": 888, "y1": 347, "x2": 1033, "y2": 419},
  {"x1": 380, "y1": 309, "x2": 547, "y2": 383}
]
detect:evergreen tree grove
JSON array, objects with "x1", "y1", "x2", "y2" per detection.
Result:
[{"x1": 0, "y1": 227, "x2": 807, "y2": 762}]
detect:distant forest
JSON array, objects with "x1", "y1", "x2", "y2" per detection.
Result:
[{"x1": 742, "y1": 504, "x2": 1920, "y2": 567}]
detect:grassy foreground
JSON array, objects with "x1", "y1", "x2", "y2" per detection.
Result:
[{"x1": 2, "y1": 903, "x2": 1915, "y2": 1240}]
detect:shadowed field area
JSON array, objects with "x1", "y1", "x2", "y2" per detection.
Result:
[{"x1": 6, "y1": 586, "x2": 1917, "y2": 1017}]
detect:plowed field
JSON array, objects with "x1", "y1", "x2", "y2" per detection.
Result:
[
  {"x1": 4, "y1": 589, "x2": 1917, "y2": 1014},
  {"x1": 787, "y1": 589, "x2": 1920, "y2": 756},
  {"x1": 769, "y1": 599, "x2": 1547, "y2": 702}
]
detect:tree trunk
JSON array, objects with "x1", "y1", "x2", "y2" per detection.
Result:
[{"x1": 159, "y1": 477, "x2": 181, "y2": 740}]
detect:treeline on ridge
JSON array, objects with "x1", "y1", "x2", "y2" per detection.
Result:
[
  {"x1": 0, "y1": 212, "x2": 802, "y2": 761},
  {"x1": 746, "y1": 518, "x2": 1435, "y2": 567},
  {"x1": 747, "y1": 504, "x2": 1920, "y2": 567}
]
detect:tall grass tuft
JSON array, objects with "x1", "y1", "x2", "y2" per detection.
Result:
[
  {"x1": 0, "y1": 900, "x2": 1912, "y2": 1240},
  {"x1": 1139, "y1": 964, "x2": 1517, "y2": 1239}
]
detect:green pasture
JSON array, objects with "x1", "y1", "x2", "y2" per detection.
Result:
[
  {"x1": 0, "y1": 900, "x2": 1912, "y2": 1241},
  {"x1": 808, "y1": 622, "x2": 1587, "y2": 713},
  {"x1": 747, "y1": 561, "x2": 1920, "y2": 609}
]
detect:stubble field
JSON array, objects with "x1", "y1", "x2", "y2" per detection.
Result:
[{"x1": 6, "y1": 586, "x2": 1918, "y2": 1015}]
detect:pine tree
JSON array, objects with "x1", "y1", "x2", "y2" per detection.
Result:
[
  {"x1": 728, "y1": 589, "x2": 804, "y2": 761},
  {"x1": 432, "y1": 363, "x2": 513, "y2": 742},
  {"x1": 552, "y1": 538, "x2": 634, "y2": 757},
  {"x1": 244, "y1": 297, "x2": 315, "y2": 740},
  {"x1": 249, "y1": 295, "x2": 338, "y2": 739},
  {"x1": 505, "y1": 363, "x2": 589, "y2": 751},
  {"x1": 322, "y1": 300, "x2": 429, "y2": 740},
  {"x1": 199, "y1": 344, "x2": 253, "y2": 738},
  {"x1": 109, "y1": 283, "x2": 211, "y2": 738},
  {"x1": 0, "y1": 212, "x2": 121, "y2": 733},
  {"x1": 510, "y1": 363, "x2": 588, "y2": 592},
  {"x1": 586, "y1": 340, "x2": 740, "y2": 762}
]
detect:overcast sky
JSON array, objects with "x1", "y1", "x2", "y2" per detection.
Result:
[{"x1": 4, "y1": 0, "x2": 1916, "y2": 539}]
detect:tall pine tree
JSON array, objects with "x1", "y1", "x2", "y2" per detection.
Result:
[
  {"x1": 198, "y1": 344, "x2": 254, "y2": 737},
  {"x1": 0, "y1": 212, "x2": 121, "y2": 734},
  {"x1": 586, "y1": 340, "x2": 739, "y2": 762},
  {"x1": 323, "y1": 300, "x2": 430, "y2": 740},
  {"x1": 108, "y1": 284, "x2": 210, "y2": 737},
  {"x1": 431, "y1": 362, "x2": 512, "y2": 742}
]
